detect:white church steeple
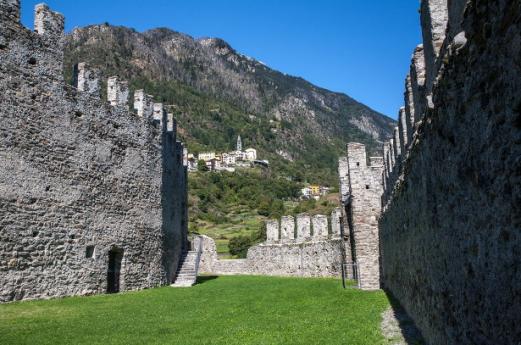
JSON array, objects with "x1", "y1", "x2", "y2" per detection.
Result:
[{"x1": 236, "y1": 135, "x2": 242, "y2": 152}]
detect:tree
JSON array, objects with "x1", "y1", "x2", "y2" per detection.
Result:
[
  {"x1": 197, "y1": 159, "x2": 209, "y2": 172},
  {"x1": 228, "y1": 236, "x2": 253, "y2": 258}
]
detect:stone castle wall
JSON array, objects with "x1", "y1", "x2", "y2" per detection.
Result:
[
  {"x1": 196, "y1": 210, "x2": 346, "y2": 277},
  {"x1": 0, "y1": 1, "x2": 188, "y2": 302},
  {"x1": 379, "y1": 0, "x2": 521, "y2": 344}
]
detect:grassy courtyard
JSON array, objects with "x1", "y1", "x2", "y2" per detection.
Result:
[{"x1": 0, "y1": 276, "x2": 390, "y2": 345}]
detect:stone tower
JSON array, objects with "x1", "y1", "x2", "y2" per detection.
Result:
[{"x1": 338, "y1": 143, "x2": 384, "y2": 290}]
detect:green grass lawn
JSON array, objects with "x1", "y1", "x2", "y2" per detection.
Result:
[{"x1": 0, "y1": 276, "x2": 390, "y2": 345}]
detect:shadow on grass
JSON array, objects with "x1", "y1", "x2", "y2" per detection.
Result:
[
  {"x1": 383, "y1": 290, "x2": 427, "y2": 345},
  {"x1": 195, "y1": 275, "x2": 219, "y2": 285}
]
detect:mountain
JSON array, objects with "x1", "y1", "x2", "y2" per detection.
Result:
[{"x1": 63, "y1": 24, "x2": 395, "y2": 185}]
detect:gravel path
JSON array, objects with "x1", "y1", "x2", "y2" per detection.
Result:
[{"x1": 381, "y1": 305, "x2": 425, "y2": 345}]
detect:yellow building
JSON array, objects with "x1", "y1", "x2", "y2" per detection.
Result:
[{"x1": 310, "y1": 185, "x2": 320, "y2": 196}]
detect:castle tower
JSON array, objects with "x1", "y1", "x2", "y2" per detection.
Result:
[
  {"x1": 236, "y1": 135, "x2": 242, "y2": 152},
  {"x1": 339, "y1": 143, "x2": 384, "y2": 290}
]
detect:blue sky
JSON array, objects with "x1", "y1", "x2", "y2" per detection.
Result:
[{"x1": 21, "y1": 0, "x2": 421, "y2": 119}]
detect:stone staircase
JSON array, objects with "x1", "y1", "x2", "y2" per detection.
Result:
[{"x1": 171, "y1": 251, "x2": 200, "y2": 287}]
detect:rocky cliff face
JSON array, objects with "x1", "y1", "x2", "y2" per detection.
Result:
[{"x1": 64, "y1": 25, "x2": 394, "y2": 182}]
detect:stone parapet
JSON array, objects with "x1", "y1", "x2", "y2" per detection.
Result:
[{"x1": 195, "y1": 235, "x2": 345, "y2": 278}]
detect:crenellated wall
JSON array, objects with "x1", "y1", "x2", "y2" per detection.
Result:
[
  {"x1": 0, "y1": 1, "x2": 188, "y2": 302},
  {"x1": 379, "y1": 0, "x2": 521, "y2": 344},
  {"x1": 197, "y1": 210, "x2": 345, "y2": 278}
]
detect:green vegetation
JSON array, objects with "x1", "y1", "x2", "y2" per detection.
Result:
[
  {"x1": 63, "y1": 27, "x2": 392, "y2": 257},
  {"x1": 0, "y1": 275, "x2": 390, "y2": 345},
  {"x1": 189, "y1": 169, "x2": 298, "y2": 257},
  {"x1": 188, "y1": 169, "x2": 341, "y2": 257}
]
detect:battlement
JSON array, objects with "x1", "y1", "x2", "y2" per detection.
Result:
[
  {"x1": 134, "y1": 90, "x2": 154, "y2": 118},
  {"x1": 107, "y1": 76, "x2": 129, "y2": 108},
  {"x1": 381, "y1": 0, "x2": 471, "y2": 209},
  {"x1": 34, "y1": 3, "x2": 64, "y2": 40},
  {"x1": 398, "y1": 107, "x2": 408, "y2": 156},
  {"x1": 167, "y1": 113, "x2": 175, "y2": 133},
  {"x1": 420, "y1": 0, "x2": 448, "y2": 98},
  {"x1": 153, "y1": 103, "x2": 165, "y2": 124},
  {"x1": 296, "y1": 214, "x2": 311, "y2": 241},
  {"x1": 280, "y1": 216, "x2": 294, "y2": 243},
  {"x1": 265, "y1": 211, "x2": 342, "y2": 244},
  {"x1": 73, "y1": 62, "x2": 100, "y2": 96},
  {"x1": 346, "y1": 142, "x2": 368, "y2": 170}
]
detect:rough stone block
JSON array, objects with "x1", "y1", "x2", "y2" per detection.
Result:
[
  {"x1": 74, "y1": 62, "x2": 100, "y2": 96},
  {"x1": 312, "y1": 215, "x2": 328, "y2": 239},
  {"x1": 280, "y1": 216, "x2": 295, "y2": 243},
  {"x1": 398, "y1": 107, "x2": 408, "y2": 157},
  {"x1": 107, "y1": 77, "x2": 129, "y2": 108},
  {"x1": 133, "y1": 90, "x2": 153, "y2": 118},
  {"x1": 153, "y1": 103, "x2": 164, "y2": 123},
  {"x1": 410, "y1": 45, "x2": 427, "y2": 127},
  {"x1": 338, "y1": 156, "x2": 350, "y2": 204},
  {"x1": 393, "y1": 126, "x2": 401, "y2": 159},
  {"x1": 296, "y1": 214, "x2": 311, "y2": 241},
  {"x1": 330, "y1": 208, "x2": 342, "y2": 238},
  {"x1": 265, "y1": 220, "x2": 279, "y2": 243},
  {"x1": 167, "y1": 113, "x2": 175, "y2": 132}
]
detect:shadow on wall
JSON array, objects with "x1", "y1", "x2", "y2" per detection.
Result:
[
  {"x1": 196, "y1": 275, "x2": 219, "y2": 285},
  {"x1": 383, "y1": 290, "x2": 426, "y2": 345}
]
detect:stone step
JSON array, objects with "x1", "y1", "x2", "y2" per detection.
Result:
[
  {"x1": 171, "y1": 250, "x2": 201, "y2": 288},
  {"x1": 176, "y1": 276, "x2": 196, "y2": 280},
  {"x1": 177, "y1": 270, "x2": 195, "y2": 274},
  {"x1": 174, "y1": 278, "x2": 195, "y2": 282},
  {"x1": 174, "y1": 277, "x2": 196, "y2": 282}
]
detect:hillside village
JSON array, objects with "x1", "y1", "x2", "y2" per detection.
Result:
[
  {"x1": 0, "y1": 1, "x2": 519, "y2": 345},
  {"x1": 187, "y1": 135, "x2": 268, "y2": 172}
]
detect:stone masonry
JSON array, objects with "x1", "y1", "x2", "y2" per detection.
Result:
[
  {"x1": 280, "y1": 216, "x2": 295, "y2": 243},
  {"x1": 0, "y1": 1, "x2": 188, "y2": 302},
  {"x1": 338, "y1": 143, "x2": 384, "y2": 290},
  {"x1": 380, "y1": 0, "x2": 521, "y2": 344},
  {"x1": 197, "y1": 210, "x2": 346, "y2": 278},
  {"x1": 296, "y1": 214, "x2": 311, "y2": 241}
]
